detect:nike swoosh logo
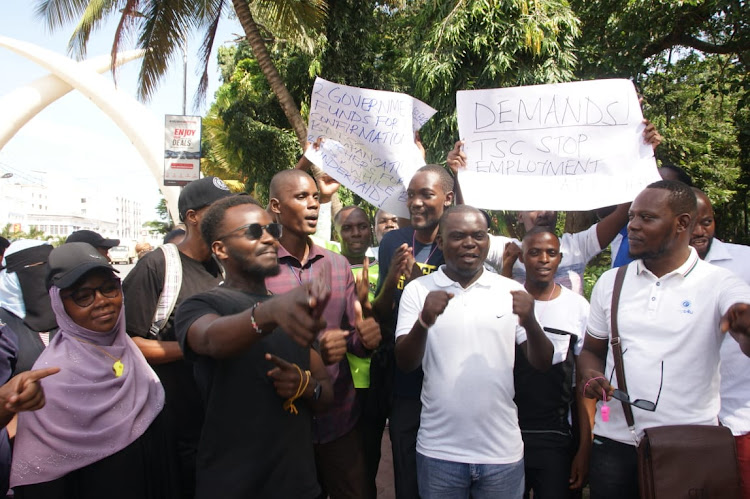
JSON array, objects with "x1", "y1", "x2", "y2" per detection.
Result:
[{"x1": 496, "y1": 314, "x2": 506, "y2": 318}]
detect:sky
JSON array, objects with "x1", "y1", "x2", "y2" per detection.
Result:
[{"x1": 0, "y1": 3, "x2": 241, "y2": 221}]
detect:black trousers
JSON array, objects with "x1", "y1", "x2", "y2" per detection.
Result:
[{"x1": 588, "y1": 435, "x2": 639, "y2": 499}]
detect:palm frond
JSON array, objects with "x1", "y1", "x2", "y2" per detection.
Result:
[
  {"x1": 35, "y1": 0, "x2": 93, "y2": 31},
  {"x1": 136, "y1": 0, "x2": 195, "y2": 101},
  {"x1": 110, "y1": 0, "x2": 142, "y2": 81},
  {"x1": 251, "y1": 0, "x2": 327, "y2": 53},
  {"x1": 66, "y1": 0, "x2": 121, "y2": 59},
  {"x1": 194, "y1": 0, "x2": 228, "y2": 108}
]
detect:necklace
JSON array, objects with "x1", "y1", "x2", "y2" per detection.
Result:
[
  {"x1": 287, "y1": 263, "x2": 309, "y2": 286},
  {"x1": 412, "y1": 232, "x2": 439, "y2": 265},
  {"x1": 72, "y1": 337, "x2": 124, "y2": 377}
]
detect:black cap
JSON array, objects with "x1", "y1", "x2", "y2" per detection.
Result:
[
  {"x1": 47, "y1": 242, "x2": 119, "y2": 289},
  {"x1": 178, "y1": 177, "x2": 232, "y2": 220},
  {"x1": 66, "y1": 230, "x2": 120, "y2": 249}
]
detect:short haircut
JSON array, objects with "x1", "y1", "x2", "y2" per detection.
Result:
[
  {"x1": 333, "y1": 205, "x2": 368, "y2": 228},
  {"x1": 658, "y1": 163, "x2": 694, "y2": 186},
  {"x1": 646, "y1": 180, "x2": 697, "y2": 218},
  {"x1": 522, "y1": 226, "x2": 560, "y2": 249},
  {"x1": 200, "y1": 194, "x2": 262, "y2": 246},
  {"x1": 439, "y1": 205, "x2": 487, "y2": 234},
  {"x1": 163, "y1": 228, "x2": 186, "y2": 245},
  {"x1": 523, "y1": 226, "x2": 559, "y2": 241},
  {"x1": 415, "y1": 164, "x2": 454, "y2": 194},
  {"x1": 269, "y1": 169, "x2": 316, "y2": 200}
]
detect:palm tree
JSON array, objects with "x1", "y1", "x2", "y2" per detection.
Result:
[{"x1": 35, "y1": 0, "x2": 326, "y2": 149}]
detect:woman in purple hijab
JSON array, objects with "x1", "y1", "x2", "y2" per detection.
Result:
[{"x1": 9, "y1": 243, "x2": 178, "y2": 498}]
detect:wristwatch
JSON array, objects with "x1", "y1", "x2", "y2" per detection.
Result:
[{"x1": 312, "y1": 380, "x2": 322, "y2": 401}]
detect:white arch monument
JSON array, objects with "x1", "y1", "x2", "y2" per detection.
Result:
[{"x1": 0, "y1": 36, "x2": 181, "y2": 222}]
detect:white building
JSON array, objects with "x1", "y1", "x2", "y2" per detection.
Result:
[{"x1": 0, "y1": 170, "x2": 142, "y2": 241}]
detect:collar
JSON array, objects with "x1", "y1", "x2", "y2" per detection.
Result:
[
  {"x1": 704, "y1": 238, "x2": 731, "y2": 264},
  {"x1": 277, "y1": 237, "x2": 325, "y2": 267},
  {"x1": 634, "y1": 246, "x2": 700, "y2": 279},
  {"x1": 433, "y1": 265, "x2": 493, "y2": 290}
]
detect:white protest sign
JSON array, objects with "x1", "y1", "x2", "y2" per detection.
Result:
[
  {"x1": 456, "y1": 79, "x2": 661, "y2": 211},
  {"x1": 305, "y1": 77, "x2": 436, "y2": 217}
]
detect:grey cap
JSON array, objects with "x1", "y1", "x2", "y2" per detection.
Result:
[{"x1": 47, "y1": 242, "x2": 119, "y2": 290}]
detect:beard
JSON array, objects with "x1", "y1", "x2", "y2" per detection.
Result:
[
  {"x1": 226, "y1": 245, "x2": 281, "y2": 279},
  {"x1": 628, "y1": 238, "x2": 671, "y2": 261}
]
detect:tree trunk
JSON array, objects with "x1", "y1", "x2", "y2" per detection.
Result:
[{"x1": 231, "y1": 0, "x2": 308, "y2": 149}]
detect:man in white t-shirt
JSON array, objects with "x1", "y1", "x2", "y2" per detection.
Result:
[
  {"x1": 579, "y1": 180, "x2": 750, "y2": 499},
  {"x1": 394, "y1": 205, "x2": 553, "y2": 498},
  {"x1": 513, "y1": 227, "x2": 594, "y2": 498},
  {"x1": 690, "y1": 187, "x2": 750, "y2": 498}
]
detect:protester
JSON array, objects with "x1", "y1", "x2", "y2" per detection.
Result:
[
  {"x1": 266, "y1": 169, "x2": 381, "y2": 498},
  {"x1": 579, "y1": 180, "x2": 750, "y2": 499},
  {"x1": 514, "y1": 227, "x2": 595, "y2": 498},
  {"x1": 372, "y1": 164, "x2": 454, "y2": 499},
  {"x1": 395, "y1": 205, "x2": 552, "y2": 497},
  {"x1": 175, "y1": 195, "x2": 333, "y2": 498},
  {"x1": 0, "y1": 316, "x2": 33, "y2": 496},
  {"x1": 164, "y1": 228, "x2": 187, "y2": 245},
  {"x1": 11, "y1": 242, "x2": 175, "y2": 498},
  {"x1": 65, "y1": 230, "x2": 120, "y2": 261},
  {"x1": 333, "y1": 205, "x2": 383, "y2": 497},
  {"x1": 0, "y1": 238, "x2": 9, "y2": 270},
  {"x1": 690, "y1": 188, "x2": 750, "y2": 498},
  {"x1": 0, "y1": 240, "x2": 57, "y2": 374},
  {"x1": 122, "y1": 176, "x2": 232, "y2": 498}
]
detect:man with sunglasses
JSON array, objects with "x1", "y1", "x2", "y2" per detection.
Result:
[
  {"x1": 174, "y1": 195, "x2": 334, "y2": 498},
  {"x1": 266, "y1": 169, "x2": 382, "y2": 499},
  {"x1": 122, "y1": 176, "x2": 232, "y2": 499},
  {"x1": 579, "y1": 180, "x2": 750, "y2": 499}
]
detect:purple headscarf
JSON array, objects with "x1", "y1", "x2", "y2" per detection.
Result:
[{"x1": 10, "y1": 286, "x2": 164, "y2": 488}]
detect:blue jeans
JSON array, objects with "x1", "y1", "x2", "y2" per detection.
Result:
[{"x1": 416, "y1": 453, "x2": 524, "y2": 499}]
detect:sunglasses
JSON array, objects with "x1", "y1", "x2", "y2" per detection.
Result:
[
  {"x1": 217, "y1": 223, "x2": 283, "y2": 241},
  {"x1": 610, "y1": 361, "x2": 664, "y2": 412},
  {"x1": 62, "y1": 279, "x2": 122, "y2": 308}
]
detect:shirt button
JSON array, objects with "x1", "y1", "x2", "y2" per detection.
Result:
[
  {"x1": 656, "y1": 282, "x2": 661, "y2": 286},
  {"x1": 651, "y1": 297, "x2": 656, "y2": 301}
]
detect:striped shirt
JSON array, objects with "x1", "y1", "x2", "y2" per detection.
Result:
[{"x1": 265, "y1": 238, "x2": 366, "y2": 444}]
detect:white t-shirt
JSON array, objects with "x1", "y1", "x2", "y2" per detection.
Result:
[
  {"x1": 586, "y1": 248, "x2": 750, "y2": 445},
  {"x1": 704, "y1": 239, "x2": 750, "y2": 435},
  {"x1": 535, "y1": 285, "x2": 589, "y2": 365},
  {"x1": 487, "y1": 224, "x2": 601, "y2": 295},
  {"x1": 396, "y1": 267, "x2": 526, "y2": 464}
]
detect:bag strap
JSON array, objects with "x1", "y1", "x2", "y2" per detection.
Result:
[
  {"x1": 610, "y1": 264, "x2": 639, "y2": 442},
  {"x1": 149, "y1": 243, "x2": 182, "y2": 337}
]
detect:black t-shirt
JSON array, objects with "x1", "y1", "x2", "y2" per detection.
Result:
[
  {"x1": 514, "y1": 328, "x2": 577, "y2": 448},
  {"x1": 123, "y1": 248, "x2": 223, "y2": 342},
  {"x1": 376, "y1": 227, "x2": 444, "y2": 398},
  {"x1": 122, "y1": 247, "x2": 222, "y2": 495},
  {"x1": 174, "y1": 286, "x2": 320, "y2": 499}
]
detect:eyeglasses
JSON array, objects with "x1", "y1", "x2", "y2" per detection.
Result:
[
  {"x1": 610, "y1": 360, "x2": 664, "y2": 412},
  {"x1": 62, "y1": 279, "x2": 122, "y2": 308},
  {"x1": 217, "y1": 223, "x2": 283, "y2": 241}
]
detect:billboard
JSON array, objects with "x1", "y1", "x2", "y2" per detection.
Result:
[{"x1": 164, "y1": 115, "x2": 201, "y2": 186}]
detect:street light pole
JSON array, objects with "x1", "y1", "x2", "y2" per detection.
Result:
[{"x1": 182, "y1": 34, "x2": 187, "y2": 115}]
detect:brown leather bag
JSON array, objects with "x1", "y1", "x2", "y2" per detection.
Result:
[
  {"x1": 637, "y1": 425, "x2": 740, "y2": 498},
  {"x1": 610, "y1": 265, "x2": 742, "y2": 499}
]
